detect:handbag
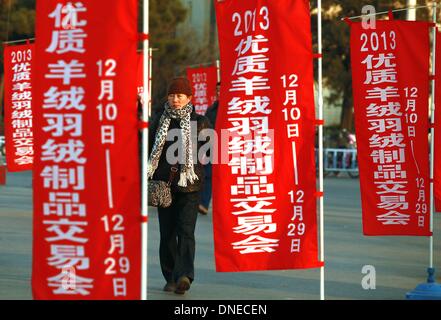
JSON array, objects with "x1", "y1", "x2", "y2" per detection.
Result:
[{"x1": 148, "y1": 166, "x2": 178, "y2": 208}]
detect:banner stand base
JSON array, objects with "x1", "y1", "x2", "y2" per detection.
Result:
[{"x1": 406, "y1": 268, "x2": 441, "y2": 300}]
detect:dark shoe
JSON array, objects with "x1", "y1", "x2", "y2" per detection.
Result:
[
  {"x1": 163, "y1": 282, "x2": 176, "y2": 292},
  {"x1": 198, "y1": 204, "x2": 208, "y2": 215},
  {"x1": 174, "y1": 276, "x2": 191, "y2": 294}
]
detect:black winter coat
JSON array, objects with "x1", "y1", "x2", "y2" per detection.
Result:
[
  {"x1": 204, "y1": 100, "x2": 218, "y2": 129},
  {"x1": 148, "y1": 109, "x2": 211, "y2": 193}
]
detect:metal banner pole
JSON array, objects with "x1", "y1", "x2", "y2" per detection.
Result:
[
  {"x1": 141, "y1": 0, "x2": 150, "y2": 301},
  {"x1": 216, "y1": 59, "x2": 221, "y2": 83},
  {"x1": 406, "y1": 1, "x2": 441, "y2": 300},
  {"x1": 148, "y1": 47, "x2": 153, "y2": 118},
  {"x1": 429, "y1": 1, "x2": 436, "y2": 278},
  {"x1": 317, "y1": 0, "x2": 325, "y2": 301}
]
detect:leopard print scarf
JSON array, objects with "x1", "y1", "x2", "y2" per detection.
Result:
[{"x1": 147, "y1": 102, "x2": 198, "y2": 187}]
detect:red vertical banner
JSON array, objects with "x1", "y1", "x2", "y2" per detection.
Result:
[
  {"x1": 349, "y1": 20, "x2": 431, "y2": 235},
  {"x1": 32, "y1": 0, "x2": 141, "y2": 299},
  {"x1": 213, "y1": 0, "x2": 322, "y2": 272},
  {"x1": 187, "y1": 66, "x2": 218, "y2": 115},
  {"x1": 434, "y1": 31, "x2": 441, "y2": 212},
  {"x1": 3, "y1": 43, "x2": 34, "y2": 171}
]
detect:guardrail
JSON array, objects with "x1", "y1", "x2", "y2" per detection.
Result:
[{"x1": 317, "y1": 148, "x2": 359, "y2": 178}]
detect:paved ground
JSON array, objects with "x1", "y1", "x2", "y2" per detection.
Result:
[{"x1": 0, "y1": 170, "x2": 440, "y2": 300}]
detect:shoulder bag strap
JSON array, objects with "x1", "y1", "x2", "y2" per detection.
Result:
[{"x1": 167, "y1": 165, "x2": 179, "y2": 186}]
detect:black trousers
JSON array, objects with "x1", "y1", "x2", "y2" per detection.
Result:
[{"x1": 157, "y1": 191, "x2": 199, "y2": 283}]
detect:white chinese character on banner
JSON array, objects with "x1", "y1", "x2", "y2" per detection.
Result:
[
  {"x1": 43, "y1": 218, "x2": 88, "y2": 243},
  {"x1": 46, "y1": 60, "x2": 85, "y2": 85},
  {"x1": 235, "y1": 35, "x2": 269, "y2": 56},
  {"x1": 227, "y1": 96, "x2": 271, "y2": 115},
  {"x1": 12, "y1": 101, "x2": 32, "y2": 110},
  {"x1": 369, "y1": 133, "x2": 405, "y2": 148},
  {"x1": 108, "y1": 234, "x2": 125, "y2": 254},
  {"x1": 230, "y1": 76, "x2": 270, "y2": 95},
  {"x1": 366, "y1": 86, "x2": 399, "y2": 102},
  {"x1": 47, "y1": 269, "x2": 93, "y2": 296},
  {"x1": 44, "y1": 86, "x2": 86, "y2": 111},
  {"x1": 194, "y1": 83, "x2": 207, "y2": 98},
  {"x1": 48, "y1": 2, "x2": 87, "y2": 29},
  {"x1": 418, "y1": 215, "x2": 425, "y2": 227},
  {"x1": 371, "y1": 148, "x2": 405, "y2": 164},
  {"x1": 43, "y1": 192, "x2": 86, "y2": 217},
  {"x1": 12, "y1": 71, "x2": 30, "y2": 82},
  {"x1": 41, "y1": 139, "x2": 86, "y2": 164},
  {"x1": 41, "y1": 165, "x2": 85, "y2": 190},
  {"x1": 417, "y1": 189, "x2": 426, "y2": 202},
  {"x1": 291, "y1": 206, "x2": 303, "y2": 221},
  {"x1": 377, "y1": 195, "x2": 408, "y2": 210},
  {"x1": 231, "y1": 176, "x2": 274, "y2": 195},
  {"x1": 229, "y1": 155, "x2": 273, "y2": 175},
  {"x1": 13, "y1": 128, "x2": 33, "y2": 138},
  {"x1": 232, "y1": 54, "x2": 269, "y2": 76},
  {"x1": 113, "y1": 278, "x2": 127, "y2": 297},
  {"x1": 368, "y1": 118, "x2": 402, "y2": 133},
  {"x1": 283, "y1": 90, "x2": 297, "y2": 106},
  {"x1": 98, "y1": 80, "x2": 114, "y2": 101},
  {"x1": 228, "y1": 117, "x2": 269, "y2": 135},
  {"x1": 12, "y1": 109, "x2": 32, "y2": 119},
  {"x1": 364, "y1": 69, "x2": 397, "y2": 85},
  {"x1": 12, "y1": 62, "x2": 31, "y2": 73},
  {"x1": 230, "y1": 195, "x2": 276, "y2": 215},
  {"x1": 374, "y1": 164, "x2": 407, "y2": 179},
  {"x1": 290, "y1": 239, "x2": 301, "y2": 253},
  {"x1": 287, "y1": 123, "x2": 299, "y2": 138},
  {"x1": 101, "y1": 125, "x2": 115, "y2": 144},
  {"x1": 366, "y1": 102, "x2": 401, "y2": 117},
  {"x1": 232, "y1": 235, "x2": 279, "y2": 254},
  {"x1": 362, "y1": 53, "x2": 396, "y2": 70},
  {"x1": 15, "y1": 156, "x2": 33, "y2": 165},
  {"x1": 406, "y1": 99, "x2": 416, "y2": 112},
  {"x1": 46, "y1": 29, "x2": 87, "y2": 54},
  {"x1": 43, "y1": 114, "x2": 82, "y2": 137},
  {"x1": 11, "y1": 91, "x2": 32, "y2": 101},
  {"x1": 228, "y1": 136, "x2": 273, "y2": 155},
  {"x1": 15, "y1": 146, "x2": 33, "y2": 156},
  {"x1": 47, "y1": 244, "x2": 89, "y2": 269},
  {"x1": 13, "y1": 138, "x2": 33, "y2": 147},
  {"x1": 12, "y1": 119, "x2": 32, "y2": 129},
  {"x1": 376, "y1": 211, "x2": 410, "y2": 225},
  {"x1": 233, "y1": 215, "x2": 276, "y2": 235},
  {"x1": 12, "y1": 82, "x2": 32, "y2": 92},
  {"x1": 375, "y1": 180, "x2": 408, "y2": 194}
]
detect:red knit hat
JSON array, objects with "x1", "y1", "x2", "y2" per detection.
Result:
[{"x1": 167, "y1": 77, "x2": 193, "y2": 96}]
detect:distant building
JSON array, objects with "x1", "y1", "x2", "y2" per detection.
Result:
[{"x1": 178, "y1": 0, "x2": 218, "y2": 59}]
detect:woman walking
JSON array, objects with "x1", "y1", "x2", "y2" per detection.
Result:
[{"x1": 147, "y1": 77, "x2": 210, "y2": 295}]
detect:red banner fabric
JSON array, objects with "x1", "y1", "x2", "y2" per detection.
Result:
[
  {"x1": 187, "y1": 66, "x2": 218, "y2": 115},
  {"x1": 3, "y1": 43, "x2": 34, "y2": 171},
  {"x1": 434, "y1": 31, "x2": 441, "y2": 212},
  {"x1": 350, "y1": 20, "x2": 431, "y2": 235},
  {"x1": 0, "y1": 166, "x2": 6, "y2": 185},
  {"x1": 213, "y1": 0, "x2": 322, "y2": 272},
  {"x1": 32, "y1": 0, "x2": 141, "y2": 299}
]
